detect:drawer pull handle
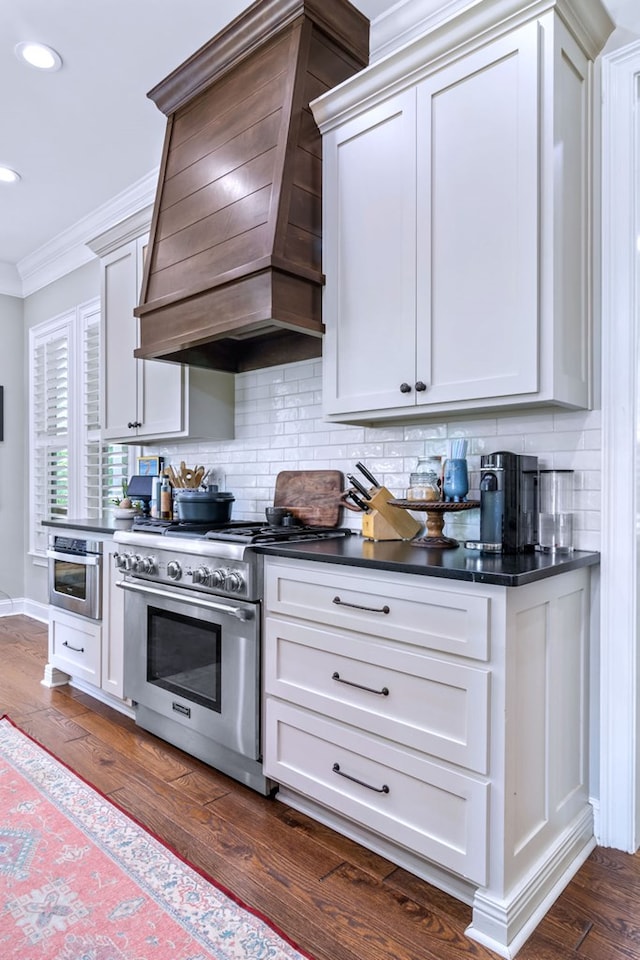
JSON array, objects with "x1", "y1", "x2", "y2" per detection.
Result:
[
  {"x1": 332, "y1": 762, "x2": 389, "y2": 794},
  {"x1": 62, "y1": 641, "x2": 85, "y2": 653},
  {"x1": 333, "y1": 596, "x2": 390, "y2": 615},
  {"x1": 332, "y1": 672, "x2": 389, "y2": 696}
]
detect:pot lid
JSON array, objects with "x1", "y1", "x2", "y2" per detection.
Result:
[{"x1": 175, "y1": 489, "x2": 235, "y2": 502}]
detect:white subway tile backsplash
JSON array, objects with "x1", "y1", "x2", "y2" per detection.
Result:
[
  {"x1": 329, "y1": 428, "x2": 365, "y2": 445},
  {"x1": 255, "y1": 368, "x2": 286, "y2": 386},
  {"x1": 386, "y1": 441, "x2": 424, "y2": 459},
  {"x1": 153, "y1": 359, "x2": 601, "y2": 549},
  {"x1": 448, "y1": 418, "x2": 499, "y2": 438},
  {"x1": 497, "y1": 414, "x2": 550, "y2": 434},
  {"x1": 553, "y1": 409, "x2": 601, "y2": 430},
  {"x1": 403, "y1": 423, "x2": 449, "y2": 440},
  {"x1": 364, "y1": 426, "x2": 405, "y2": 442},
  {"x1": 474, "y1": 435, "x2": 526, "y2": 454}
]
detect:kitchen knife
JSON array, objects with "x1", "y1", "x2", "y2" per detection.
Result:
[
  {"x1": 355, "y1": 462, "x2": 381, "y2": 489},
  {"x1": 346, "y1": 473, "x2": 371, "y2": 500},
  {"x1": 347, "y1": 490, "x2": 370, "y2": 512}
]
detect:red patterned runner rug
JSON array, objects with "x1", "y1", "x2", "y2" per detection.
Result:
[{"x1": 0, "y1": 715, "x2": 314, "y2": 960}]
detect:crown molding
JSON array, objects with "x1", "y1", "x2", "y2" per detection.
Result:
[
  {"x1": 15, "y1": 168, "x2": 159, "y2": 298},
  {"x1": 368, "y1": 0, "x2": 614, "y2": 63},
  {"x1": 0, "y1": 262, "x2": 22, "y2": 298},
  {"x1": 316, "y1": 0, "x2": 614, "y2": 133},
  {"x1": 86, "y1": 204, "x2": 153, "y2": 258}
]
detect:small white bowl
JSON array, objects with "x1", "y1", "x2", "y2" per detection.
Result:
[{"x1": 112, "y1": 507, "x2": 138, "y2": 519}]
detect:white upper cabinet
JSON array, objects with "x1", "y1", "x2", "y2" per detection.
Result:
[
  {"x1": 312, "y1": 0, "x2": 613, "y2": 424},
  {"x1": 89, "y1": 211, "x2": 234, "y2": 444}
]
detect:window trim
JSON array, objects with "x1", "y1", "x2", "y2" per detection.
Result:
[{"x1": 28, "y1": 297, "x2": 134, "y2": 557}]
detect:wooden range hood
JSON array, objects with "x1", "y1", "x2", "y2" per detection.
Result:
[{"x1": 134, "y1": 0, "x2": 369, "y2": 373}]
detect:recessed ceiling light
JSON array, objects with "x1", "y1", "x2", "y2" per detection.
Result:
[
  {"x1": 0, "y1": 167, "x2": 20, "y2": 184},
  {"x1": 15, "y1": 41, "x2": 62, "y2": 71}
]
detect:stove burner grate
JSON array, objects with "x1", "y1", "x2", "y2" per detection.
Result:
[
  {"x1": 204, "y1": 524, "x2": 351, "y2": 544},
  {"x1": 130, "y1": 515, "x2": 351, "y2": 544}
]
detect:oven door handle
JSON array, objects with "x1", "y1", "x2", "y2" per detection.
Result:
[
  {"x1": 116, "y1": 579, "x2": 254, "y2": 621},
  {"x1": 46, "y1": 550, "x2": 101, "y2": 566}
]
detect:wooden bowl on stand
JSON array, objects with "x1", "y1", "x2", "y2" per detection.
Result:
[{"x1": 387, "y1": 499, "x2": 480, "y2": 548}]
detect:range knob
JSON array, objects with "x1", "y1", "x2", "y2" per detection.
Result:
[
  {"x1": 225, "y1": 570, "x2": 245, "y2": 593},
  {"x1": 113, "y1": 552, "x2": 127, "y2": 570},
  {"x1": 130, "y1": 555, "x2": 142, "y2": 572},
  {"x1": 192, "y1": 566, "x2": 211, "y2": 586},
  {"x1": 139, "y1": 556, "x2": 157, "y2": 574},
  {"x1": 210, "y1": 568, "x2": 226, "y2": 588},
  {"x1": 166, "y1": 560, "x2": 182, "y2": 581}
]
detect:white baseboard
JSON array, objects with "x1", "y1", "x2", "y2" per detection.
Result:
[
  {"x1": 0, "y1": 598, "x2": 49, "y2": 622},
  {"x1": 466, "y1": 806, "x2": 595, "y2": 958},
  {"x1": 69, "y1": 677, "x2": 135, "y2": 719}
]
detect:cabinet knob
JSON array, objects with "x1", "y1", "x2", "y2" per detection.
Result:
[
  {"x1": 415, "y1": 381, "x2": 427, "y2": 392},
  {"x1": 399, "y1": 382, "x2": 412, "y2": 394}
]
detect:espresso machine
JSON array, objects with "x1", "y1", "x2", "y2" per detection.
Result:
[{"x1": 466, "y1": 451, "x2": 538, "y2": 553}]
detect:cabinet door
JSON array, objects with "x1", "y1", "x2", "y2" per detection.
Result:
[
  {"x1": 49, "y1": 608, "x2": 101, "y2": 686},
  {"x1": 101, "y1": 235, "x2": 184, "y2": 442},
  {"x1": 101, "y1": 239, "x2": 140, "y2": 441},
  {"x1": 322, "y1": 91, "x2": 418, "y2": 416},
  {"x1": 134, "y1": 235, "x2": 185, "y2": 440},
  {"x1": 415, "y1": 24, "x2": 540, "y2": 405}
]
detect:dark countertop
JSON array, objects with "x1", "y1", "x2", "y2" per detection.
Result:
[
  {"x1": 42, "y1": 519, "x2": 600, "y2": 586},
  {"x1": 43, "y1": 517, "x2": 119, "y2": 535},
  {"x1": 255, "y1": 534, "x2": 600, "y2": 586}
]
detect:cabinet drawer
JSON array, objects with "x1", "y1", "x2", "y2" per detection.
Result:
[
  {"x1": 49, "y1": 610, "x2": 101, "y2": 685},
  {"x1": 265, "y1": 561, "x2": 490, "y2": 660},
  {"x1": 265, "y1": 618, "x2": 489, "y2": 773},
  {"x1": 265, "y1": 700, "x2": 488, "y2": 885}
]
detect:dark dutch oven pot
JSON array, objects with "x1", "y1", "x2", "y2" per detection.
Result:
[{"x1": 175, "y1": 488, "x2": 234, "y2": 523}]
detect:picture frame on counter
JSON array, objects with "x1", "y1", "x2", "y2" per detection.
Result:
[{"x1": 136, "y1": 455, "x2": 163, "y2": 476}]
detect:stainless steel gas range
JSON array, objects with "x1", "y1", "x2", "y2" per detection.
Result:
[{"x1": 113, "y1": 520, "x2": 349, "y2": 794}]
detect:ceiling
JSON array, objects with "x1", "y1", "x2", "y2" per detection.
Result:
[{"x1": 0, "y1": 0, "x2": 633, "y2": 295}]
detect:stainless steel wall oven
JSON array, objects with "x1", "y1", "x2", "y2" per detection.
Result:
[{"x1": 47, "y1": 534, "x2": 102, "y2": 620}]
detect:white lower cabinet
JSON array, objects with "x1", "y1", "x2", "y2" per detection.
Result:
[
  {"x1": 49, "y1": 607, "x2": 101, "y2": 686},
  {"x1": 263, "y1": 556, "x2": 593, "y2": 959}
]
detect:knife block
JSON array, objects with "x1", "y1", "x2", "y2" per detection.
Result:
[{"x1": 361, "y1": 487, "x2": 422, "y2": 541}]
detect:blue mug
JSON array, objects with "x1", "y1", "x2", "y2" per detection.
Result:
[{"x1": 443, "y1": 459, "x2": 469, "y2": 502}]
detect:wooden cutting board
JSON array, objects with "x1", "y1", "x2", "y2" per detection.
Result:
[{"x1": 273, "y1": 470, "x2": 344, "y2": 527}]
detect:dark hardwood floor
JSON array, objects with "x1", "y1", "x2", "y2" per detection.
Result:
[{"x1": 1, "y1": 614, "x2": 639, "y2": 960}]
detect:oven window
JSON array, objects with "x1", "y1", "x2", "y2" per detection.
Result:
[
  {"x1": 146, "y1": 606, "x2": 221, "y2": 713},
  {"x1": 53, "y1": 558, "x2": 88, "y2": 602}
]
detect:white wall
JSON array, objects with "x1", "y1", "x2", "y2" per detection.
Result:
[{"x1": 0, "y1": 294, "x2": 25, "y2": 608}]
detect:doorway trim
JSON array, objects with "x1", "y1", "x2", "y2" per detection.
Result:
[{"x1": 600, "y1": 39, "x2": 640, "y2": 851}]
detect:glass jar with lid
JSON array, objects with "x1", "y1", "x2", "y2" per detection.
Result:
[{"x1": 407, "y1": 457, "x2": 442, "y2": 501}]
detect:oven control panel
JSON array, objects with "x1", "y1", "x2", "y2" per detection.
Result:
[{"x1": 114, "y1": 549, "x2": 256, "y2": 601}]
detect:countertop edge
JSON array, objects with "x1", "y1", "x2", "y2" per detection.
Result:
[
  {"x1": 255, "y1": 538, "x2": 600, "y2": 586},
  {"x1": 43, "y1": 518, "x2": 119, "y2": 535}
]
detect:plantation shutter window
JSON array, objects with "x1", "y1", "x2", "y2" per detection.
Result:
[
  {"x1": 30, "y1": 317, "x2": 72, "y2": 556},
  {"x1": 29, "y1": 299, "x2": 131, "y2": 556}
]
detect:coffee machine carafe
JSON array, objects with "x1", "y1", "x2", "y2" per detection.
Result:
[{"x1": 467, "y1": 451, "x2": 538, "y2": 553}]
